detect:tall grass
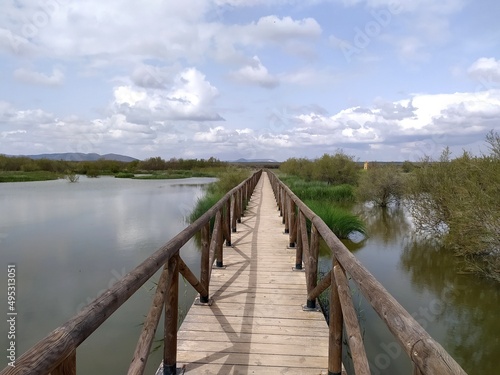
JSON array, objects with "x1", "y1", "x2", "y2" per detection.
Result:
[
  {"x1": 280, "y1": 176, "x2": 355, "y2": 203},
  {"x1": 189, "y1": 168, "x2": 249, "y2": 224},
  {"x1": 0, "y1": 171, "x2": 60, "y2": 182},
  {"x1": 305, "y1": 200, "x2": 366, "y2": 239}
]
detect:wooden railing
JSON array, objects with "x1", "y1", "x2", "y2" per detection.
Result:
[
  {"x1": 267, "y1": 170, "x2": 468, "y2": 375},
  {"x1": 0, "y1": 170, "x2": 262, "y2": 375}
]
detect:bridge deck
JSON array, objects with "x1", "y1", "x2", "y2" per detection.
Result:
[{"x1": 170, "y1": 173, "x2": 329, "y2": 374}]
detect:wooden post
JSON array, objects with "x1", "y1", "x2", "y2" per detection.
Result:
[
  {"x1": 334, "y1": 264, "x2": 370, "y2": 375},
  {"x1": 329, "y1": 259, "x2": 343, "y2": 375},
  {"x1": 281, "y1": 190, "x2": 287, "y2": 225},
  {"x1": 306, "y1": 224, "x2": 319, "y2": 308},
  {"x1": 223, "y1": 200, "x2": 231, "y2": 246},
  {"x1": 215, "y1": 210, "x2": 224, "y2": 268},
  {"x1": 231, "y1": 194, "x2": 237, "y2": 233},
  {"x1": 163, "y1": 253, "x2": 179, "y2": 375},
  {"x1": 199, "y1": 222, "x2": 210, "y2": 303},
  {"x1": 289, "y1": 199, "x2": 297, "y2": 247},
  {"x1": 128, "y1": 266, "x2": 169, "y2": 375},
  {"x1": 239, "y1": 189, "x2": 243, "y2": 223},
  {"x1": 284, "y1": 195, "x2": 290, "y2": 232},
  {"x1": 299, "y1": 212, "x2": 310, "y2": 260},
  {"x1": 51, "y1": 351, "x2": 76, "y2": 375},
  {"x1": 294, "y1": 213, "x2": 303, "y2": 270}
]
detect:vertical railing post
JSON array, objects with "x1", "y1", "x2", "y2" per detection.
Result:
[
  {"x1": 294, "y1": 213, "x2": 303, "y2": 270},
  {"x1": 289, "y1": 199, "x2": 297, "y2": 247},
  {"x1": 231, "y1": 193, "x2": 237, "y2": 233},
  {"x1": 329, "y1": 258, "x2": 343, "y2": 375},
  {"x1": 306, "y1": 223, "x2": 319, "y2": 309},
  {"x1": 215, "y1": 210, "x2": 224, "y2": 268},
  {"x1": 199, "y1": 222, "x2": 210, "y2": 303},
  {"x1": 51, "y1": 350, "x2": 76, "y2": 375},
  {"x1": 238, "y1": 186, "x2": 245, "y2": 223},
  {"x1": 281, "y1": 187, "x2": 287, "y2": 225},
  {"x1": 284, "y1": 195, "x2": 290, "y2": 232},
  {"x1": 278, "y1": 186, "x2": 283, "y2": 214},
  {"x1": 224, "y1": 200, "x2": 231, "y2": 246},
  {"x1": 163, "y1": 253, "x2": 180, "y2": 375}
]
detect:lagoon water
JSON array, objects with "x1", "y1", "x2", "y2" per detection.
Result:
[
  {"x1": 332, "y1": 204, "x2": 500, "y2": 374},
  {"x1": 0, "y1": 176, "x2": 214, "y2": 374},
  {"x1": 0, "y1": 176, "x2": 497, "y2": 374}
]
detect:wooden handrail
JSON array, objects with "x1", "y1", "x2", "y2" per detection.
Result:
[
  {"x1": 267, "y1": 170, "x2": 467, "y2": 375},
  {"x1": 0, "y1": 170, "x2": 262, "y2": 375}
]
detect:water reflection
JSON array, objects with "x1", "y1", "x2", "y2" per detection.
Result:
[
  {"x1": 401, "y1": 238, "x2": 500, "y2": 374},
  {"x1": 0, "y1": 177, "x2": 213, "y2": 374},
  {"x1": 318, "y1": 203, "x2": 498, "y2": 374}
]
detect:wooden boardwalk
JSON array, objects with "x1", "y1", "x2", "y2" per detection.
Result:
[{"x1": 173, "y1": 173, "x2": 329, "y2": 374}]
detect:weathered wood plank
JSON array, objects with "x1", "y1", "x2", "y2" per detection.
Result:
[{"x1": 175, "y1": 173, "x2": 330, "y2": 374}]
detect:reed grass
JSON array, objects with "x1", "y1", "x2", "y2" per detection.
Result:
[
  {"x1": 0, "y1": 171, "x2": 60, "y2": 182},
  {"x1": 305, "y1": 200, "x2": 366, "y2": 239},
  {"x1": 280, "y1": 176, "x2": 355, "y2": 203}
]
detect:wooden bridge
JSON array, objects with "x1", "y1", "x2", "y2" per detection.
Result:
[{"x1": 1, "y1": 171, "x2": 467, "y2": 375}]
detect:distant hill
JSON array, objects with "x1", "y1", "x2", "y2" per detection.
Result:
[
  {"x1": 232, "y1": 158, "x2": 279, "y2": 163},
  {"x1": 21, "y1": 153, "x2": 138, "y2": 162}
]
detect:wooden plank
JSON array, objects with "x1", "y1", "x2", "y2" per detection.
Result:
[
  {"x1": 177, "y1": 330, "x2": 328, "y2": 344},
  {"x1": 175, "y1": 173, "x2": 330, "y2": 374},
  {"x1": 179, "y1": 322, "x2": 328, "y2": 337},
  {"x1": 177, "y1": 351, "x2": 327, "y2": 368},
  {"x1": 178, "y1": 341, "x2": 327, "y2": 357},
  {"x1": 181, "y1": 314, "x2": 330, "y2": 329}
]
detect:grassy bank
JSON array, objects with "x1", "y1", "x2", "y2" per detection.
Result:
[
  {"x1": 278, "y1": 174, "x2": 365, "y2": 239},
  {"x1": 189, "y1": 168, "x2": 250, "y2": 224},
  {"x1": 117, "y1": 170, "x2": 217, "y2": 180},
  {"x1": 0, "y1": 171, "x2": 61, "y2": 182}
]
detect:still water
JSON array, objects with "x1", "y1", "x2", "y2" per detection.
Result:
[
  {"x1": 331, "y1": 204, "x2": 499, "y2": 375},
  {"x1": 0, "y1": 176, "x2": 214, "y2": 374},
  {"x1": 0, "y1": 178, "x2": 497, "y2": 374}
]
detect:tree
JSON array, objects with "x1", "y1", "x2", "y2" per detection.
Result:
[
  {"x1": 405, "y1": 146, "x2": 500, "y2": 281},
  {"x1": 312, "y1": 152, "x2": 359, "y2": 185},
  {"x1": 486, "y1": 129, "x2": 500, "y2": 159},
  {"x1": 356, "y1": 164, "x2": 404, "y2": 207}
]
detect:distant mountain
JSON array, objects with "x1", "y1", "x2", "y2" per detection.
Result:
[
  {"x1": 22, "y1": 153, "x2": 138, "y2": 162},
  {"x1": 233, "y1": 158, "x2": 279, "y2": 163}
]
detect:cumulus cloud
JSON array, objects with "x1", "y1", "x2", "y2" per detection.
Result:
[
  {"x1": 285, "y1": 89, "x2": 500, "y2": 159},
  {"x1": 113, "y1": 67, "x2": 223, "y2": 122},
  {"x1": 468, "y1": 57, "x2": 500, "y2": 83},
  {"x1": 230, "y1": 56, "x2": 279, "y2": 88},
  {"x1": 13, "y1": 68, "x2": 64, "y2": 86}
]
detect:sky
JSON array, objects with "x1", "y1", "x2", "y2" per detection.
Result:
[{"x1": 1, "y1": 0, "x2": 500, "y2": 162}]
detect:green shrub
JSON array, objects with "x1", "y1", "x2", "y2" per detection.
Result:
[
  {"x1": 305, "y1": 200, "x2": 366, "y2": 239},
  {"x1": 405, "y1": 143, "x2": 500, "y2": 281},
  {"x1": 189, "y1": 168, "x2": 250, "y2": 224},
  {"x1": 356, "y1": 164, "x2": 404, "y2": 207}
]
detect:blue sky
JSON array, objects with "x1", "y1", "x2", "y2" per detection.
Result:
[{"x1": 1, "y1": 0, "x2": 499, "y2": 161}]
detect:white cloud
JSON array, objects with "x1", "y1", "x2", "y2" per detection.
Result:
[
  {"x1": 230, "y1": 56, "x2": 279, "y2": 88},
  {"x1": 113, "y1": 67, "x2": 222, "y2": 121},
  {"x1": 468, "y1": 57, "x2": 500, "y2": 82},
  {"x1": 285, "y1": 89, "x2": 500, "y2": 159},
  {"x1": 13, "y1": 67, "x2": 64, "y2": 86}
]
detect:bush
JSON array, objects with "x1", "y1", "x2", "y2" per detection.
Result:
[
  {"x1": 189, "y1": 168, "x2": 250, "y2": 224},
  {"x1": 305, "y1": 200, "x2": 366, "y2": 239},
  {"x1": 280, "y1": 151, "x2": 360, "y2": 185},
  {"x1": 406, "y1": 145, "x2": 500, "y2": 281},
  {"x1": 312, "y1": 152, "x2": 360, "y2": 185},
  {"x1": 356, "y1": 164, "x2": 404, "y2": 207}
]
